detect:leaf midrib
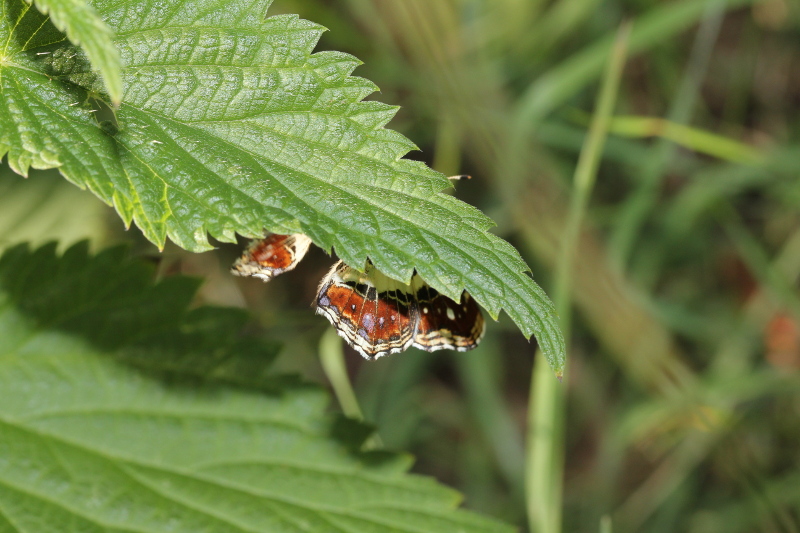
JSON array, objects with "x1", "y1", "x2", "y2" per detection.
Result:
[{"x1": 112, "y1": 22, "x2": 319, "y2": 41}]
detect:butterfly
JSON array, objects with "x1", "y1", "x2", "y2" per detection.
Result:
[
  {"x1": 231, "y1": 233, "x2": 312, "y2": 281},
  {"x1": 232, "y1": 233, "x2": 485, "y2": 359}
]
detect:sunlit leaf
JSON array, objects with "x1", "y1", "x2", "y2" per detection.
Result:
[{"x1": 0, "y1": 0, "x2": 564, "y2": 371}]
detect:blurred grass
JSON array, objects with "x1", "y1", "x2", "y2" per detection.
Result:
[
  {"x1": 3, "y1": 0, "x2": 800, "y2": 531},
  {"x1": 605, "y1": 116, "x2": 763, "y2": 164},
  {"x1": 309, "y1": 0, "x2": 800, "y2": 531},
  {"x1": 610, "y1": 0, "x2": 729, "y2": 270},
  {"x1": 527, "y1": 22, "x2": 631, "y2": 533}
]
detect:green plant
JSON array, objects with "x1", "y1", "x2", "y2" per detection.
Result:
[
  {"x1": 6, "y1": 0, "x2": 800, "y2": 531},
  {"x1": 0, "y1": 241, "x2": 516, "y2": 531},
  {"x1": 0, "y1": 0, "x2": 564, "y2": 367},
  {"x1": 0, "y1": 0, "x2": 564, "y2": 530}
]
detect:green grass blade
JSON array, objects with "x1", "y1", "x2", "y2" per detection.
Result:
[
  {"x1": 319, "y1": 327, "x2": 365, "y2": 421},
  {"x1": 526, "y1": 22, "x2": 630, "y2": 533},
  {"x1": 319, "y1": 327, "x2": 383, "y2": 450},
  {"x1": 605, "y1": 116, "x2": 763, "y2": 165}
]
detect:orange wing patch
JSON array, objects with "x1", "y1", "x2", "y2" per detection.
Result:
[
  {"x1": 316, "y1": 261, "x2": 417, "y2": 359},
  {"x1": 231, "y1": 233, "x2": 311, "y2": 282}
]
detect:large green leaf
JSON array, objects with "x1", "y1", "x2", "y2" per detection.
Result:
[
  {"x1": 0, "y1": 0, "x2": 564, "y2": 372},
  {"x1": 0, "y1": 242, "x2": 514, "y2": 533}
]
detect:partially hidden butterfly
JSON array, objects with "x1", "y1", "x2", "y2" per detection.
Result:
[
  {"x1": 231, "y1": 233, "x2": 485, "y2": 359},
  {"x1": 231, "y1": 233, "x2": 313, "y2": 281}
]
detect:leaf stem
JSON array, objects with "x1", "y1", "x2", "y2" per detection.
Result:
[{"x1": 525, "y1": 22, "x2": 631, "y2": 533}]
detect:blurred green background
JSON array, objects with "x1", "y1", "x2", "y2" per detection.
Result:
[{"x1": 2, "y1": 0, "x2": 799, "y2": 531}]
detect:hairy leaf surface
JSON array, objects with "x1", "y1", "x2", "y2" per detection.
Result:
[
  {"x1": 0, "y1": 0, "x2": 565, "y2": 371},
  {"x1": 26, "y1": 0, "x2": 122, "y2": 103},
  {"x1": 0, "y1": 242, "x2": 514, "y2": 533}
]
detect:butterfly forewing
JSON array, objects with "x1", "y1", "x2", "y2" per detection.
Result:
[{"x1": 316, "y1": 261, "x2": 417, "y2": 359}]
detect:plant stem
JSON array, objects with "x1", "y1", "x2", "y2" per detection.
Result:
[
  {"x1": 319, "y1": 327, "x2": 385, "y2": 450},
  {"x1": 526, "y1": 22, "x2": 631, "y2": 533},
  {"x1": 319, "y1": 327, "x2": 364, "y2": 420}
]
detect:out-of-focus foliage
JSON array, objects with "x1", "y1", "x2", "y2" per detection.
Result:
[
  {"x1": 2, "y1": 0, "x2": 800, "y2": 531},
  {"x1": 268, "y1": 0, "x2": 799, "y2": 531}
]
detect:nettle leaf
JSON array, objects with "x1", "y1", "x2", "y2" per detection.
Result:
[
  {"x1": 0, "y1": 0, "x2": 565, "y2": 372},
  {"x1": 0, "y1": 242, "x2": 514, "y2": 533}
]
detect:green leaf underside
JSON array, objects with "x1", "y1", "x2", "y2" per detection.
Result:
[
  {"x1": 0, "y1": 0, "x2": 565, "y2": 372},
  {"x1": 27, "y1": 0, "x2": 122, "y2": 103},
  {"x1": 0, "y1": 242, "x2": 514, "y2": 533}
]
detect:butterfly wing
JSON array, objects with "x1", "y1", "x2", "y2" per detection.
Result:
[
  {"x1": 232, "y1": 235, "x2": 484, "y2": 357},
  {"x1": 411, "y1": 275, "x2": 485, "y2": 352},
  {"x1": 316, "y1": 261, "x2": 417, "y2": 359},
  {"x1": 231, "y1": 233, "x2": 312, "y2": 282}
]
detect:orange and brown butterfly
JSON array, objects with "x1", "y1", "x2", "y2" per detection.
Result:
[
  {"x1": 232, "y1": 231, "x2": 484, "y2": 359},
  {"x1": 231, "y1": 233, "x2": 312, "y2": 281},
  {"x1": 316, "y1": 260, "x2": 484, "y2": 359}
]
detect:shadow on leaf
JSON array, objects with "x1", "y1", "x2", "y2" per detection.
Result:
[{"x1": 0, "y1": 240, "x2": 299, "y2": 393}]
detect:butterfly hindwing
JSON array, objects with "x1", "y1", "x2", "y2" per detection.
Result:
[{"x1": 232, "y1": 234, "x2": 485, "y2": 359}]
